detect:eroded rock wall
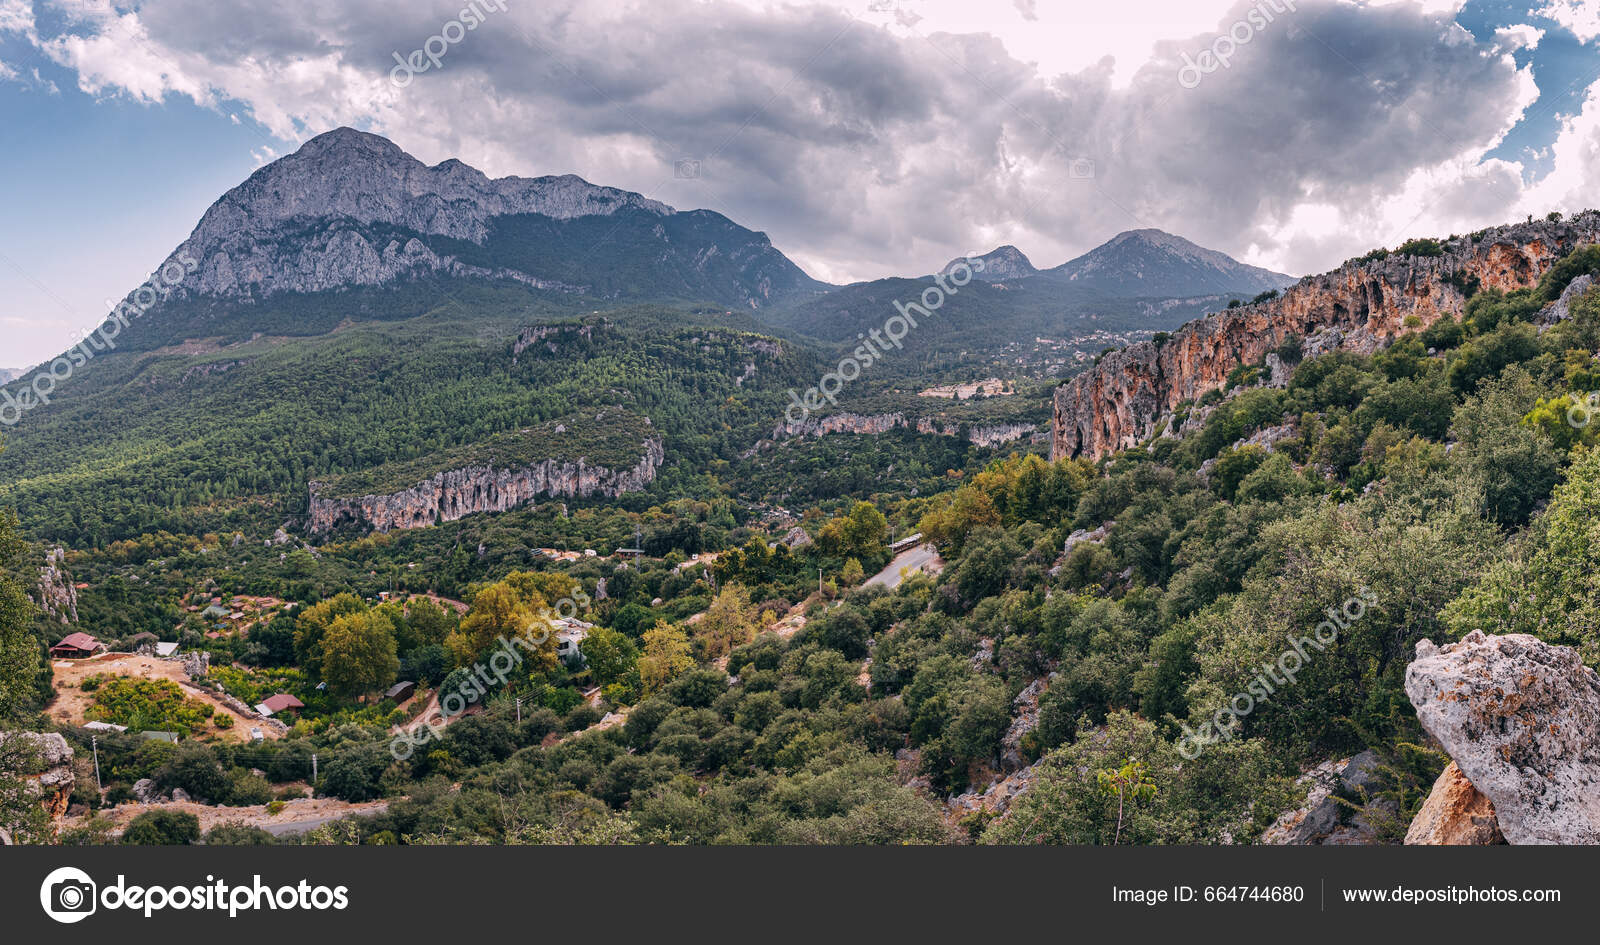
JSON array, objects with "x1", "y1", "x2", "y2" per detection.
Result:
[{"x1": 308, "y1": 438, "x2": 664, "y2": 533}]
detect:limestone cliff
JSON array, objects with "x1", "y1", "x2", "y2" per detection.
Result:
[
  {"x1": 775, "y1": 411, "x2": 1038, "y2": 448},
  {"x1": 1053, "y1": 214, "x2": 1600, "y2": 460},
  {"x1": 308, "y1": 438, "x2": 664, "y2": 533},
  {"x1": 34, "y1": 547, "x2": 78, "y2": 625}
]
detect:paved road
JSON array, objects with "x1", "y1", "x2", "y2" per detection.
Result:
[
  {"x1": 260, "y1": 803, "x2": 389, "y2": 837},
  {"x1": 866, "y1": 543, "x2": 943, "y2": 589}
]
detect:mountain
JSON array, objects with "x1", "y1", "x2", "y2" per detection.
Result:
[
  {"x1": 943, "y1": 245, "x2": 1038, "y2": 281},
  {"x1": 119, "y1": 128, "x2": 826, "y2": 349},
  {"x1": 761, "y1": 230, "x2": 1295, "y2": 357},
  {"x1": 1048, "y1": 228, "x2": 1295, "y2": 298},
  {"x1": 0, "y1": 368, "x2": 22, "y2": 384}
]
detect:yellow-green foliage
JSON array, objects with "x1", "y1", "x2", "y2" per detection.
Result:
[{"x1": 86, "y1": 675, "x2": 215, "y2": 735}]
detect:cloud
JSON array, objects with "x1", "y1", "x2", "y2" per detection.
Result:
[
  {"x1": 1537, "y1": 0, "x2": 1600, "y2": 43},
  {"x1": 7, "y1": 0, "x2": 1585, "y2": 282}
]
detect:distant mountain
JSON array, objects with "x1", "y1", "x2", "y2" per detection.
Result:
[
  {"x1": 0, "y1": 368, "x2": 22, "y2": 384},
  {"x1": 1048, "y1": 228, "x2": 1295, "y2": 298},
  {"x1": 122, "y1": 128, "x2": 826, "y2": 347},
  {"x1": 943, "y1": 245, "x2": 1038, "y2": 282},
  {"x1": 765, "y1": 230, "x2": 1295, "y2": 352}
]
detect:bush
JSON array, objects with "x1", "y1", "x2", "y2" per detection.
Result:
[
  {"x1": 227, "y1": 769, "x2": 273, "y2": 806},
  {"x1": 1396, "y1": 237, "x2": 1445, "y2": 257},
  {"x1": 122, "y1": 809, "x2": 200, "y2": 845},
  {"x1": 213, "y1": 713, "x2": 234, "y2": 729},
  {"x1": 204, "y1": 822, "x2": 277, "y2": 845},
  {"x1": 563, "y1": 704, "x2": 602, "y2": 732}
]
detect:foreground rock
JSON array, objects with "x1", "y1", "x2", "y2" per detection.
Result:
[
  {"x1": 1405, "y1": 631, "x2": 1600, "y2": 845},
  {"x1": 0, "y1": 732, "x2": 74, "y2": 842},
  {"x1": 1405, "y1": 762, "x2": 1505, "y2": 845}
]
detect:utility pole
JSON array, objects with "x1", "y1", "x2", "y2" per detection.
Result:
[
  {"x1": 515, "y1": 697, "x2": 523, "y2": 725},
  {"x1": 91, "y1": 735, "x2": 102, "y2": 793},
  {"x1": 311, "y1": 752, "x2": 318, "y2": 794}
]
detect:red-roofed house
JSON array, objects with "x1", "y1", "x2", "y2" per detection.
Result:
[
  {"x1": 50, "y1": 632, "x2": 104, "y2": 659},
  {"x1": 255, "y1": 693, "x2": 305, "y2": 717}
]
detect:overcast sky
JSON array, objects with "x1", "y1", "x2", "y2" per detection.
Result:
[{"x1": 2, "y1": 0, "x2": 1599, "y2": 365}]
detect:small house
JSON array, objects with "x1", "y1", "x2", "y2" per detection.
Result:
[
  {"x1": 554, "y1": 617, "x2": 592, "y2": 663},
  {"x1": 140, "y1": 730, "x2": 179, "y2": 743},
  {"x1": 49, "y1": 632, "x2": 104, "y2": 659},
  {"x1": 154, "y1": 641, "x2": 179, "y2": 657},
  {"x1": 255, "y1": 693, "x2": 305, "y2": 717},
  {"x1": 385, "y1": 680, "x2": 416, "y2": 703},
  {"x1": 83, "y1": 720, "x2": 127, "y2": 733}
]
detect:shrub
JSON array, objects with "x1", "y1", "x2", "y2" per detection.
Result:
[
  {"x1": 122, "y1": 809, "x2": 201, "y2": 845},
  {"x1": 1396, "y1": 237, "x2": 1445, "y2": 257}
]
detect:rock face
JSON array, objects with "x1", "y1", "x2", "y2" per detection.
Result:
[
  {"x1": 1405, "y1": 630, "x2": 1600, "y2": 845},
  {"x1": 34, "y1": 547, "x2": 78, "y2": 625},
  {"x1": 775, "y1": 411, "x2": 1037, "y2": 448},
  {"x1": 0, "y1": 732, "x2": 75, "y2": 826},
  {"x1": 1405, "y1": 762, "x2": 1506, "y2": 845},
  {"x1": 158, "y1": 128, "x2": 669, "y2": 299},
  {"x1": 308, "y1": 438, "x2": 665, "y2": 533},
  {"x1": 1053, "y1": 215, "x2": 1600, "y2": 460}
]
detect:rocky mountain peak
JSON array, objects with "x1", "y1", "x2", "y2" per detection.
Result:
[{"x1": 945, "y1": 245, "x2": 1038, "y2": 281}]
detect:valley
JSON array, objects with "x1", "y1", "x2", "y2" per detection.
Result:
[{"x1": 5, "y1": 130, "x2": 1600, "y2": 853}]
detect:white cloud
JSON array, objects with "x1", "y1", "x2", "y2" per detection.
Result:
[
  {"x1": 1495, "y1": 23, "x2": 1546, "y2": 50},
  {"x1": 1537, "y1": 0, "x2": 1600, "y2": 42},
  {"x1": 0, "y1": 0, "x2": 34, "y2": 35}
]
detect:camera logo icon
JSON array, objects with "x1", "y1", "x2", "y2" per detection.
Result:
[
  {"x1": 40, "y1": 866, "x2": 97, "y2": 923},
  {"x1": 1069, "y1": 157, "x2": 1096, "y2": 181},
  {"x1": 674, "y1": 159, "x2": 701, "y2": 180}
]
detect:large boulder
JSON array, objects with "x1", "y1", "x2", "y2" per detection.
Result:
[
  {"x1": 1405, "y1": 762, "x2": 1505, "y2": 845},
  {"x1": 1405, "y1": 631, "x2": 1600, "y2": 844}
]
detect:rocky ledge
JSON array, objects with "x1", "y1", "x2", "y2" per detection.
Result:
[
  {"x1": 308, "y1": 438, "x2": 664, "y2": 533},
  {"x1": 774, "y1": 411, "x2": 1038, "y2": 448},
  {"x1": 0, "y1": 732, "x2": 74, "y2": 841},
  {"x1": 1405, "y1": 630, "x2": 1600, "y2": 844},
  {"x1": 1053, "y1": 214, "x2": 1600, "y2": 461}
]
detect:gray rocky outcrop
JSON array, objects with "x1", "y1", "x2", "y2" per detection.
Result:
[
  {"x1": 1405, "y1": 630, "x2": 1600, "y2": 844},
  {"x1": 0, "y1": 732, "x2": 75, "y2": 828},
  {"x1": 34, "y1": 547, "x2": 78, "y2": 625},
  {"x1": 308, "y1": 438, "x2": 665, "y2": 533}
]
